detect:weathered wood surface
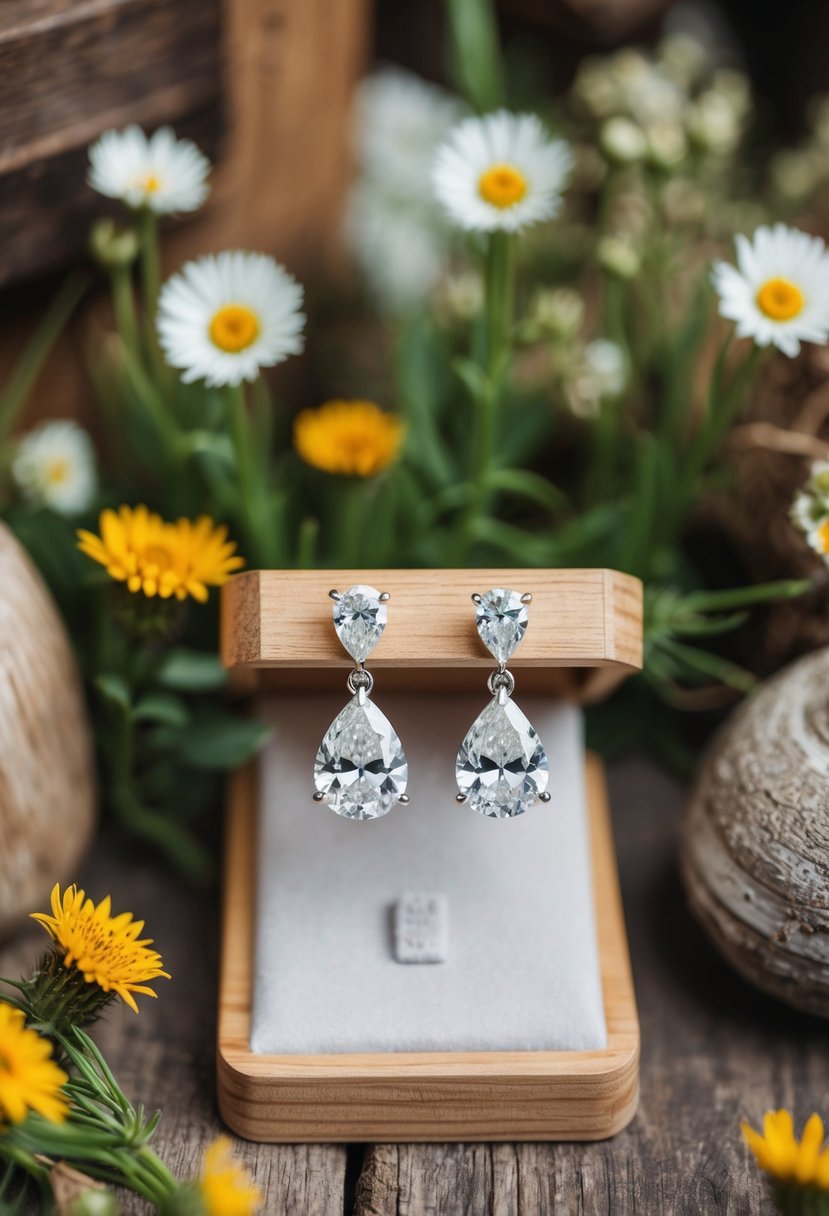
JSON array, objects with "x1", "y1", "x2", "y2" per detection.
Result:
[
  {"x1": 0, "y1": 0, "x2": 222, "y2": 287},
  {"x1": 2, "y1": 758, "x2": 826, "y2": 1213}
]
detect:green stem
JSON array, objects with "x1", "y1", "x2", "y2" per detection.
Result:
[
  {"x1": 138, "y1": 209, "x2": 162, "y2": 318},
  {"x1": 652, "y1": 337, "x2": 764, "y2": 553},
  {"x1": 453, "y1": 230, "x2": 515, "y2": 562},
  {"x1": 226, "y1": 382, "x2": 261, "y2": 558},
  {"x1": 0, "y1": 271, "x2": 90, "y2": 451},
  {"x1": 111, "y1": 266, "x2": 139, "y2": 358},
  {"x1": 337, "y1": 481, "x2": 370, "y2": 567},
  {"x1": 296, "y1": 516, "x2": 319, "y2": 568}
]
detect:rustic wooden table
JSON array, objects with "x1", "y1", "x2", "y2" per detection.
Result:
[{"x1": 3, "y1": 759, "x2": 825, "y2": 1215}]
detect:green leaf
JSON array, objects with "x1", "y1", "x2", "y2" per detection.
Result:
[
  {"x1": 487, "y1": 467, "x2": 567, "y2": 514},
  {"x1": 0, "y1": 272, "x2": 90, "y2": 448},
  {"x1": 133, "y1": 692, "x2": 190, "y2": 727},
  {"x1": 445, "y1": 0, "x2": 505, "y2": 112},
  {"x1": 680, "y1": 579, "x2": 811, "y2": 612},
  {"x1": 453, "y1": 355, "x2": 490, "y2": 404},
  {"x1": 157, "y1": 712, "x2": 270, "y2": 770},
  {"x1": 157, "y1": 648, "x2": 228, "y2": 692},
  {"x1": 659, "y1": 638, "x2": 757, "y2": 693},
  {"x1": 95, "y1": 674, "x2": 132, "y2": 714}
]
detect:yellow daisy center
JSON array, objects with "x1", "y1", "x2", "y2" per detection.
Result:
[
  {"x1": 817, "y1": 520, "x2": 829, "y2": 554},
  {"x1": 46, "y1": 458, "x2": 69, "y2": 485},
  {"x1": 209, "y1": 304, "x2": 260, "y2": 354},
  {"x1": 756, "y1": 277, "x2": 805, "y2": 322},
  {"x1": 479, "y1": 163, "x2": 527, "y2": 209},
  {"x1": 144, "y1": 174, "x2": 160, "y2": 193}
]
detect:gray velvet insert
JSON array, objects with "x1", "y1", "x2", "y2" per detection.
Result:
[{"x1": 250, "y1": 694, "x2": 607, "y2": 1055}]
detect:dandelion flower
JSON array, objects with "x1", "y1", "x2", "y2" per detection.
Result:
[
  {"x1": 742, "y1": 1110, "x2": 829, "y2": 1189},
  {"x1": 88, "y1": 125, "x2": 209, "y2": 214},
  {"x1": 157, "y1": 251, "x2": 305, "y2": 387},
  {"x1": 294, "y1": 400, "x2": 404, "y2": 477},
  {"x1": 77, "y1": 505, "x2": 244, "y2": 603},
  {"x1": 0, "y1": 1004, "x2": 69, "y2": 1126},
  {"x1": 197, "y1": 1138, "x2": 262, "y2": 1216},
  {"x1": 712, "y1": 224, "x2": 829, "y2": 357},
  {"x1": 432, "y1": 111, "x2": 572, "y2": 234},
  {"x1": 13, "y1": 420, "x2": 97, "y2": 516},
  {"x1": 32, "y1": 884, "x2": 170, "y2": 1014}
]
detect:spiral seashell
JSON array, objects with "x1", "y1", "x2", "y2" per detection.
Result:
[
  {"x1": 680, "y1": 648, "x2": 829, "y2": 1017},
  {"x1": 0, "y1": 523, "x2": 95, "y2": 939}
]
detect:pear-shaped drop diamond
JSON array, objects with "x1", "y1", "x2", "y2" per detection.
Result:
[
  {"x1": 314, "y1": 695, "x2": 408, "y2": 820},
  {"x1": 456, "y1": 695, "x2": 549, "y2": 818},
  {"x1": 475, "y1": 588, "x2": 528, "y2": 663},
  {"x1": 333, "y1": 585, "x2": 386, "y2": 662}
]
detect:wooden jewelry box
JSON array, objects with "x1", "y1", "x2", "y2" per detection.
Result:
[{"x1": 218, "y1": 568, "x2": 643, "y2": 1143}]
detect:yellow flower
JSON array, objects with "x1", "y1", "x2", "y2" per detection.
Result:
[
  {"x1": 293, "y1": 400, "x2": 404, "y2": 478},
  {"x1": 0, "y1": 1003, "x2": 69, "y2": 1126},
  {"x1": 77, "y1": 505, "x2": 244, "y2": 603},
  {"x1": 32, "y1": 884, "x2": 170, "y2": 1014},
  {"x1": 198, "y1": 1137, "x2": 261, "y2": 1216},
  {"x1": 742, "y1": 1110, "x2": 829, "y2": 1189}
]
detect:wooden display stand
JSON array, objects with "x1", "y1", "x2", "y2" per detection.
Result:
[{"x1": 218, "y1": 568, "x2": 643, "y2": 1142}]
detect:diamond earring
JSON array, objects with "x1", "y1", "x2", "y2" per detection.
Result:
[
  {"x1": 313, "y1": 584, "x2": 409, "y2": 821},
  {"x1": 455, "y1": 588, "x2": 550, "y2": 818}
]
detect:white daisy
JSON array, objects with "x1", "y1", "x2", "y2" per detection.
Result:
[
  {"x1": 88, "y1": 126, "x2": 210, "y2": 214},
  {"x1": 344, "y1": 182, "x2": 447, "y2": 313},
  {"x1": 156, "y1": 251, "x2": 305, "y2": 387},
  {"x1": 432, "y1": 111, "x2": 572, "y2": 234},
  {"x1": 13, "y1": 420, "x2": 97, "y2": 516},
  {"x1": 791, "y1": 461, "x2": 829, "y2": 536},
  {"x1": 345, "y1": 67, "x2": 461, "y2": 311},
  {"x1": 353, "y1": 67, "x2": 462, "y2": 205},
  {"x1": 712, "y1": 224, "x2": 829, "y2": 357},
  {"x1": 806, "y1": 516, "x2": 829, "y2": 561}
]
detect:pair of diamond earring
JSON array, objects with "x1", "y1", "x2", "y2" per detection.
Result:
[{"x1": 312, "y1": 585, "x2": 550, "y2": 822}]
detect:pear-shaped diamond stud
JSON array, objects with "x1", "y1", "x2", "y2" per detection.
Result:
[
  {"x1": 314, "y1": 694, "x2": 408, "y2": 820},
  {"x1": 332, "y1": 584, "x2": 388, "y2": 663},
  {"x1": 455, "y1": 692, "x2": 549, "y2": 818},
  {"x1": 474, "y1": 588, "x2": 531, "y2": 664}
]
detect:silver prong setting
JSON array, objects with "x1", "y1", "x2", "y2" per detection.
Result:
[
  {"x1": 539, "y1": 791, "x2": 551, "y2": 803},
  {"x1": 312, "y1": 790, "x2": 327, "y2": 803},
  {"x1": 379, "y1": 591, "x2": 391, "y2": 602},
  {"x1": 455, "y1": 792, "x2": 468, "y2": 803},
  {"x1": 328, "y1": 589, "x2": 342, "y2": 602},
  {"x1": 520, "y1": 592, "x2": 533, "y2": 605},
  {"x1": 398, "y1": 793, "x2": 410, "y2": 804},
  {"x1": 471, "y1": 593, "x2": 483, "y2": 605}
]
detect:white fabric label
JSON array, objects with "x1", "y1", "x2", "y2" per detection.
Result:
[{"x1": 394, "y1": 893, "x2": 449, "y2": 963}]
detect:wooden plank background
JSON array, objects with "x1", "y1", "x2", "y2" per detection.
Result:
[{"x1": 2, "y1": 757, "x2": 824, "y2": 1213}]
